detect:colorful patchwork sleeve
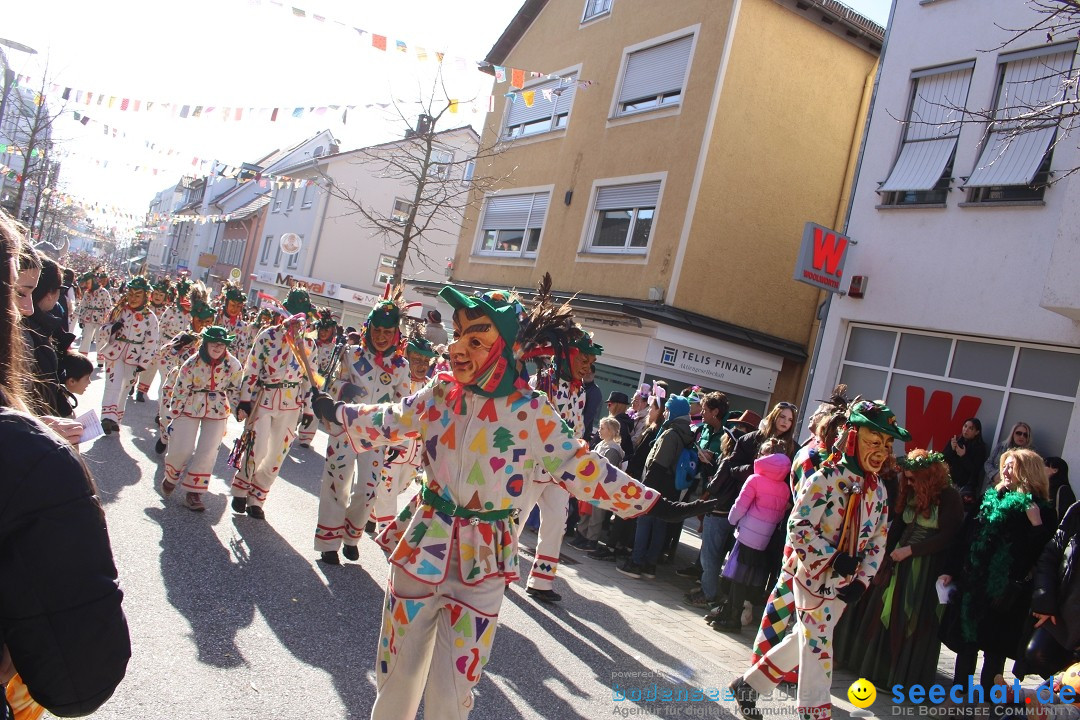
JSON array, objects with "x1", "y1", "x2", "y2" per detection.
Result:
[
  {"x1": 855, "y1": 489, "x2": 889, "y2": 587},
  {"x1": 336, "y1": 385, "x2": 429, "y2": 449},
  {"x1": 530, "y1": 397, "x2": 659, "y2": 518},
  {"x1": 788, "y1": 469, "x2": 843, "y2": 580},
  {"x1": 239, "y1": 332, "x2": 263, "y2": 404}
]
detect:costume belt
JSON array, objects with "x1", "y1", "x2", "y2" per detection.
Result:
[
  {"x1": 420, "y1": 485, "x2": 517, "y2": 525},
  {"x1": 117, "y1": 337, "x2": 144, "y2": 344},
  {"x1": 259, "y1": 381, "x2": 299, "y2": 389}
]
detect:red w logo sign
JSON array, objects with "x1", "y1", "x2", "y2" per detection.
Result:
[
  {"x1": 812, "y1": 227, "x2": 848, "y2": 277},
  {"x1": 904, "y1": 386, "x2": 983, "y2": 452}
]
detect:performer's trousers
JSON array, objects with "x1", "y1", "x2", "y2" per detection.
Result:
[
  {"x1": 101, "y1": 359, "x2": 136, "y2": 423},
  {"x1": 230, "y1": 407, "x2": 299, "y2": 508},
  {"x1": 516, "y1": 480, "x2": 569, "y2": 591},
  {"x1": 78, "y1": 322, "x2": 101, "y2": 354},
  {"x1": 374, "y1": 457, "x2": 417, "y2": 527},
  {"x1": 743, "y1": 599, "x2": 843, "y2": 720},
  {"x1": 314, "y1": 430, "x2": 384, "y2": 552},
  {"x1": 370, "y1": 543, "x2": 503, "y2": 720},
  {"x1": 164, "y1": 417, "x2": 227, "y2": 493},
  {"x1": 751, "y1": 568, "x2": 799, "y2": 684},
  {"x1": 297, "y1": 413, "x2": 317, "y2": 446},
  {"x1": 136, "y1": 359, "x2": 167, "y2": 395}
]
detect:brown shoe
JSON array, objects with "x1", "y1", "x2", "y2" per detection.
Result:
[
  {"x1": 184, "y1": 492, "x2": 206, "y2": 512},
  {"x1": 161, "y1": 479, "x2": 177, "y2": 497}
]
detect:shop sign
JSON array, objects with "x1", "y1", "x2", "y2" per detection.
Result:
[
  {"x1": 646, "y1": 340, "x2": 777, "y2": 393},
  {"x1": 254, "y1": 270, "x2": 339, "y2": 296},
  {"x1": 793, "y1": 222, "x2": 853, "y2": 294}
]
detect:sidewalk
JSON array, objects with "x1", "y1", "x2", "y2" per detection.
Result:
[{"x1": 520, "y1": 525, "x2": 1045, "y2": 719}]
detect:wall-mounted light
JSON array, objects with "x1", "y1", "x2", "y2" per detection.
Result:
[
  {"x1": 848, "y1": 275, "x2": 868, "y2": 299},
  {"x1": 564, "y1": 190, "x2": 573, "y2": 206}
]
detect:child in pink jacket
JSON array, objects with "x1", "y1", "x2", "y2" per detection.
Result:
[{"x1": 715, "y1": 448, "x2": 793, "y2": 631}]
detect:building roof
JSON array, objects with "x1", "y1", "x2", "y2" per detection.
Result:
[
  {"x1": 406, "y1": 279, "x2": 807, "y2": 361},
  {"x1": 227, "y1": 193, "x2": 271, "y2": 221},
  {"x1": 483, "y1": 0, "x2": 883, "y2": 69}
]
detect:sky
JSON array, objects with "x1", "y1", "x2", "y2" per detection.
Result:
[{"x1": 2, "y1": 0, "x2": 894, "y2": 231}]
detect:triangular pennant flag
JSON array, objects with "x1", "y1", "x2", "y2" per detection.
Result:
[
  {"x1": 522, "y1": 91, "x2": 535, "y2": 107},
  {"x1": 510, "y1": 68, "x2": 525, "y2": 89},
  {"x1": 395, "y1": 40, "x2": 407, "y2": 53},
  {"x1": 494, "y1": 66, "x2": 506, "y2": 82},
  {"x1": 372, "y1": 34, "x2": 387, "y2": 51}
]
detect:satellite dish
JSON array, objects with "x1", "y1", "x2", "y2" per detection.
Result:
[{"x1": 279, "y1": 232, "x2": 302, "y2": 256}]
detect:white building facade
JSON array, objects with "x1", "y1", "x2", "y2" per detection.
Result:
[{"x1": 807, "y1": 0, "x2": 1080, "y2": 472}]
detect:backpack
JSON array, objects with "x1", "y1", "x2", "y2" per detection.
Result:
[{"x1": 674, "y1": 445, "x2": 699, "y2": 491}]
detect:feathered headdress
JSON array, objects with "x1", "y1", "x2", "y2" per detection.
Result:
[
  {"x1": 221, "y1": 280, "x2": 247, "y2": 304},
  {"x1": 516, "y1": 273, "x2": 578, "y2": 374},
  {"x1": 315, "y1": 308, "x2": 338, "y2": 330}
]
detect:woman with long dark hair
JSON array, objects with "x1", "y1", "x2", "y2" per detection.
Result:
[
  {"x1": 943, "y1": 417, "x2": 988, "y2": 512},
  {"x1": 0, "y1": 211, "x2": 130, "y2": 718},
  {"x1": 22, "y1": 256, "x2": 76, "y2": 417},
  {"x1": 1046, "y1": 457, "x2": 1076, "y2": 525}
]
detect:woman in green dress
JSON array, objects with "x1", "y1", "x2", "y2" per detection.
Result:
[{"x1": 837, "y1": 449, "x2": 963, "y2": 688}]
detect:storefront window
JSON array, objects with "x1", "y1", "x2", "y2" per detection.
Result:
[{"x1": 840, "y1": 324, "x2": 1078, "y2": 456}]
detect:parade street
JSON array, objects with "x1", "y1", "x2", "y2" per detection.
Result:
[{"x1": 75, "y1": 374, "x2": 768, "y2": 720}]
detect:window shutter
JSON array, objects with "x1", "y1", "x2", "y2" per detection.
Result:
[
  {"x1": 618, "y1": 35, "x2": 694, "y2": 104},
  {"x1": 505, "y1": 76, "x2": 577, "y2": 128},
  {"x1": 595, "y1": 181, "x2": 661, "y2": 210},
  {"x1": 481, "y1": 192, "x2": 550, "y2": 230}
]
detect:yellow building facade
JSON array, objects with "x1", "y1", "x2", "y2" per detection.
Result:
[{"x1": 424, "y1": 0, "x2": 880, "y2": 414}]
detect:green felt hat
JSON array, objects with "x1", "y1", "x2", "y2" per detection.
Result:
[
  {"x1": 190, "y1": 300, "x2": 216, "y2": 320},
  {"x1": 571, "y1": 331, "x2": 603, "y2": 356},
  {"x1": 848, "y1": 400, "x2": 911, "y2": 441},
  {"x1": 77, "y1": 271, "x2": 95, "y2": 283},
  {"x1": 223, "y1": 285, "x2": 246, "y2": 303},
  {"x1": 200, "y1": 325, "x2": 236, "y2": 345},
  {"x1": 126, "y1": 276, "x2": 152, "y2": 292},
  {"x1": 406, "y1": 335, "x2": 438, "y2": 358},
  {"x1": 152, "y1": 278, "x2": 171, "y2": 294},
  {"x1": 438, "y1": 285, "x2": 523, "y2": 347},
  {"x1": 282, "y1": 287, "x2": 315, "y2": 316},
  {"x1": 367, "y1": 300, "x2": 401, "y2": 329}
]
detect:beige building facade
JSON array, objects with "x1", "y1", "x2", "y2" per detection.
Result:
[{"x1": 432, "y1": 0, "x2": 881, "y2": 414}]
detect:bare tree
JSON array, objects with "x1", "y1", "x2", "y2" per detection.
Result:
[
  {"x1": 6, "y1": 72, "x2": 66, "y2": 225},
  {"x1": 316, "y1": 78, "x2": 513, "y2": 286}
]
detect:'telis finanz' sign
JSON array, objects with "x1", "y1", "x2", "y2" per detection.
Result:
[{"x1": 793, "y1": 222, "x2": 854, "y2": 294}]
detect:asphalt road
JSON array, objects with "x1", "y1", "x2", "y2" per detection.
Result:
[{"x1": 66, "y1": 370, "x2": 745, "y2": 720}]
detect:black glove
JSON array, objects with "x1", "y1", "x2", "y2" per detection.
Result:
[
  {"x1": 386, "y1": 447, "x2": 401, "y2": 463},
  {"x1": 135, "y1": 366, "x2": 146, "y2": 374},
  {"x1": 310, "y1": 390, "x2": 342, "y2": 425},
  {"x1": 79, "y1": 321, "x2": 85, "y2": 329},
  {"x1": 236, "y1": 400, "x2": 253, "y2": 420},
  {"x1": 832, "y1": 552, "x2": 861, "y2": 577},
  {"x1": 339, "y1": 382, "x2": 362, "y2": 403},
  {"x1": 175, "y1": 333, "x2": 197, "y2": 349},
  {"x1": 300, "y1": 413, "x2": 314, "y2": 429},
  {"x1": 110, "y1": 320, "x2": 124, "y2": 335},
  {"x1": 648, "y1": 496, "x2": 719, "y2": 522},
  {"x1": 836, "y1": 581, "x2": 867, "y2": 605}
]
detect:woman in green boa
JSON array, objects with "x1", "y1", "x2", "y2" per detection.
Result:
[
  {"x1": 940, "y1": 448, "x2": 1055, "y2": 691},
  {"x1": 837, "y1": 449, "x2": 963, "y2": 687}
]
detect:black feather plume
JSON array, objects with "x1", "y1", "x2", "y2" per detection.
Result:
[{"x1": 515, "y1": 272, "x2": 579, "y2": 376}]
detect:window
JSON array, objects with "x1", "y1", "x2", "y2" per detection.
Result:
[
  {"x1": 965, "y1": 43, "x2": 1077, "y2": 203},
  {"x1": 375, "y1": 254, "x2": 397, "y2": 285},
  {"x1": 616, "y1": 34, "x2": 694, "y2": 117},
  {"x1": 586, "y1": 181, "x2": 660, "y2": 253},
  {"x1": 502, "y1": 74, "x2": 578, "y2": 139},
  {"x1": 879, "y1": 62, "x2": 974, "y2": 206},
  {"x1": 461, "y1": 159, "x2": 476, "y2": 185},
  {"x1": 391, "y1": 198, "x2": 413, "y2": 225},
  {"x1": 286, "y1": 240, "x2": 300, "y2": 269},
  {"x1": 273, "y1": 241, "x2": 283, "y2": 267},
  {"x1": 428, "y1": 148, "x2": 453, "y2": 180},
  {"x1": 301, "y1": 182, "x2": 315, "y2": 209},
  {"x1": 475, "y1": 191, "x2": 550, "y2": 258},
  {"x1": 838, "y1": 324, "x2": 1080, "y2": 457},
  {"x1": 260, "y1": 234, "x2": 274, "y2": 263},
  {"x1": 272, "y1": 188, "x2": 282, "y2": 213},
  {"x1": 582, "y1": 0, "x2": 612, "y2": 21},
  {"x1": 286, "y1": 187, "x2": 297, "y2": 211}
]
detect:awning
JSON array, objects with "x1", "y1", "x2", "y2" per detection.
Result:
[
  {"x1": 879, "y1": 137, "x2": 957, "y2": 191},
  {"x1": 965, "y1": 127, "x2": 1056, "y2": 187}
]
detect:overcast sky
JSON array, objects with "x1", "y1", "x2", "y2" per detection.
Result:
[{"x1": 2, "y1": 0, "x2": 893, "y2": 225}]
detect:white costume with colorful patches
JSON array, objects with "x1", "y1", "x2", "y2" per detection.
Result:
[
  {"x1": 333, "y1": 379, "x2": 660, "y2": 720},
  {"x1": 77, "y1": 286, "x2": 112, "y2": 354},
  {"x1": 298, "y1": 339, "x2": 340, "y2": 446},
  {"x1": 99, "y1": 305, "x2": 160, "y2": 425},
  {"x1": 218, "y1": 311, "x2": 258, "y2": 366},
  {"x1": 164, "y1": 351, "x2": 243, "y2": 494},
  {"x1": 153, "y1": 334, "x2": 200, "y2": 443},
  {"x1": 230, "y1": 325, "x2": 312, "y2": 509},
  {"x1": 517, "y1": 370, "x2": 587, "y2": 593},
  {"x1": 373, "y1": 376, "x2": 431, "y2": 529},
  {"x1": 313, "y1": 344, "x2": 409, "y2": 552},
  {"x1": 743, "y1": 460, "x2": 889, "y2": 720},
  {"x1": 137, "y1": 303, "x2": 189, "y2": 395}
]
